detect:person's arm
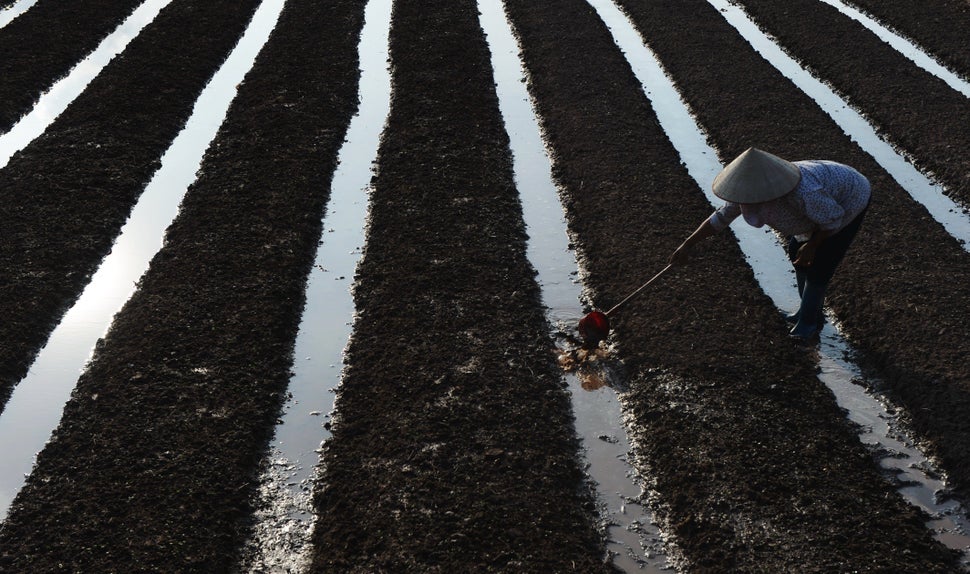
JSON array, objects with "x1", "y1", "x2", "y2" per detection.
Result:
[
  {"x1": 669, "y1": 217, "x2": 719, "y2": 265},
  {"x1": 796, "y1": 182, "x2": 844, "y2": 266},
  {"x1": 792, "y1": 227, "x2": 835, "y2": 267}
]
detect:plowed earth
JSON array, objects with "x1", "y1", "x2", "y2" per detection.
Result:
[{"x1": 0, "y1": 0, "x2": 967, "y2": 572}]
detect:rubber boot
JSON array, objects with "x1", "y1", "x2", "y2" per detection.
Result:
[
  {"x1": 785, "y1": 268, "x2": 808, "y2": 324},
  {"x1": 790, "y1": 281, "x2": 826, "y2": 344}
]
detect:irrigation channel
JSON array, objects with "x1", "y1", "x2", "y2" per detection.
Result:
[
  {"x1": 237, "y1": 0, "x2": 391, "y2": 569},
  {"x1": 240, "y1": 0, "x2": 970, "y2": 567},
  {"x1": 0, "y1": 0, "x2": 287, "y2": 518},
  {"x1": 0, "y1": 0, "x2": 968, "y2": 570},
  {"x1": 585, "y1": 0, "x2": 970, "y2": 563},
  {"x1": 0, "y1": 0, "x2": 173, "y2": 169},
  {"x1": 0, "y1": 0, "x2": 36, "y2": 29}
]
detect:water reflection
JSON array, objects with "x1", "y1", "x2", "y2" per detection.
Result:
[
  {"x1": 239, "y1": 0, "x2": 393, "y2": 569},
  {"x1": 0, "y1": 0, "x2": 173, "y2": 168},
  {"x1": 0, "y1": 0, "x2": 37, "y2": 29},
  {"x1": 479, "y1": 1, "x2": 672, "y2": 570},
  {"x1": 816, "y1": 0, "x2": 970, "y2": 97},
  {"x1": 589, "y1": 0, "x2": 970, "y2": 559},
  {"x1": 707, "y1": 0, "x2": 970, "y2": 249},
  {"x1": 0, "y1": 0, "x2": 286, "y2": 520}
]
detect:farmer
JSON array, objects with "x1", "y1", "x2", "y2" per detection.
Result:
[{"x1": 669, "y1": 147, "x2": 870, "y2": 344}]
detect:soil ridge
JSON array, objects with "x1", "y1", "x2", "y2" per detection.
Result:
[
  {"x1": 0, "y1": 0, "x2": 364, "y2": 569},
  {"x1": 505, "y1": 0, "x2": 961, "y2": 570},
  {"x1": 0, "y1": 0, "x2": 262, "y2": 409},
  {"x1": 0, "y1": 0, "x2": 144, "y2": 132},
  {"x1": 846, "y1": 0, "x2": 970, "y2": 81},
  {"x1": 0, "y1": 0, "x2": 967, "y2": 570},
  {"x1": 617, "y1": 0, "x2": 970, "y2": 506},
  {"x1": 307, "y1": 0, "x2": 611, "y2": 571},
  {"x1": 735, "y1": 0, "x2": 970, "y2": 208}
]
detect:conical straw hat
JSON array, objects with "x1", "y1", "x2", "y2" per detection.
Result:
[{"x1": 712, "y1": 148, "x2": 801, "y2": 203}]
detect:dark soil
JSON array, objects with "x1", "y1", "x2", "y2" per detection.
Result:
[
  {"x1": 306, "y1": 0, "x2": 609, "y2": 570},
  {"x1": 0, "y1": 0, "x2": 264, "y2": 407},
  {"x1": 505, "y1": 0, "x2": 965, "y2": 569},
  {"x1": 846, "y1": 0, "x2": 970, "y2": 81},
  {"x1": 0, "y1": 0, "x2": 366, "y2": 569},
  {"x1": 735, "y1": 0, "x2": 970, "y2": 206},
  {"x1": 611, "y1": 0, "x2": 970, "y2": 510},
  {"x1": 0, "y1": 0, "x2": 968, "y2": 571},
  {"x1": 0, "y1": 0, "x2": 144, "y2": 133}
]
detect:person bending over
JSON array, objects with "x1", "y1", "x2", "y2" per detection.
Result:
[{"x1": 670, "y1": 147, "x2": 870, "y2": 344}]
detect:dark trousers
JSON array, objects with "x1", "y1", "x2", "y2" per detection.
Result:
[{"x1": 786, "y1": 202, "x2": 869, "y2": 288}]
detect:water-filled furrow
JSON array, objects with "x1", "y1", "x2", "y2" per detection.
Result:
[
  {"x1": 0, "y1": 0, "x2": 148, "y2": 133},
  {"x1": 0, "y1": 0, "x2": 285, "y2": 520},
  {"x1": 238, "y1": 0, "x2": 391, "y2": 569},
  {"x1": 479, "y1": 1, "x2": 670, "y2": 570},
  {"x1": 608, "y1": 3, "x2": 970, "y2": 557},
  {"x1": 0, "y1": 0, "x2": 172, "y2": 168},
  {"x1": 305, "y1": 0, "x2": 609, "y2": 568},
  {"x1": 720, "y1": 0, "x2": 970, "y2": 215},
  {"x1": 589, "y1": 0, "x2": 970, "y2": 562},
  {"x1": 0, "y1": 0, "x2": 963, "y2": 567},
  {"x1": 0, "y1": 0, "x2": 35, "y2": 29},
  {"x1": 817, "y1": 0, "x2": 970, "y2": 97},
  {"x1": 839, "y1": 0, "x2": 970, "y2": 82},
  {"x1": 704, "y1": 0, "x2": 970, "y2": 251},
  {"x1": 0, "y1": 0, "x2": 265, "y2": 408}
]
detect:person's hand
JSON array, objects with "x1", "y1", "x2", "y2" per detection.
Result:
[
  {"x1": 670, "y1": 218, "x2": 716, "y2": 266},
  {"x1": 793, "y1": 242, "x2": 817, "y2": 267},
  {"x1": 669, "y1": 245, "x2": 690, "y2": 266}
]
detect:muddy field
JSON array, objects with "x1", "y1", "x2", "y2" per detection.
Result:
[{"x1": 0, "y1": 0, "x2": 968, "y2": 571}]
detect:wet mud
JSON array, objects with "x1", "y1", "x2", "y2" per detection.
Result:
[
  {"x1": 0, "y1": 0, "x2": 968, "y2": 571},
  {"x1": 306, "y1": 0, "x2": 609, "y2": 570},
  {"x1": 504, "y1": 0, "x2": 964, "y2": 569},
  {"x1": 845, "y1": 0, "x2": 970, "y2": 80},
  {"x1": 0, "y1": 0, "x2": 144, "y2": 132},
  {"x1": 611, "y1": 0, "x2": 970, "y2": 522},
  {"x1": 0, "y1": 0, "x2": 364, "y2": 569},
  {"x1": 0, "y1": 0, "x2": 263, "y2": 407},
  {"x1": 734, "y1": 0, "x2": 970, "y2": 206}
]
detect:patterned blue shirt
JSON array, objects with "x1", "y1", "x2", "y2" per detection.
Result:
[{"x1": 710, "y1": 160, "x2": 871, "y2": 241}]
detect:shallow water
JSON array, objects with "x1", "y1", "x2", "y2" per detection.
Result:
[
  {"x1": 817, "y1": 327, "x2": 970, "y2": 567},
  {"x1": 706, "y1": 0, "x2": 970, "y2": 250},
  {"x1": 0, "y1": 0, "x2": 174, "y2": 169},
  {"x1": 589, "y1": 0, "x2": 970, "y2": 562},
  {"x1": 0, "y1": 0, "x2": 966, "y2": 567},
  {"x1": 0, "y1": 0, "x2": 286, "y2": 519},
  {"x1": 0, "y1": 0, "x2": 36, "y2": 29},
  {"x1": 238, "y1": 0, "x2": 392, "y2": 569},
  {"x1": 817, "y1": 0, "x2": 970, "y2": 97},
  {"x1": 480, "y1": 1, "x2": 673, "y2": 570}
]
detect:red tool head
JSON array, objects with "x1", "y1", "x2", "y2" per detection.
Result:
[{"x1": 578, "y1": 311, "x2": 610, "y2": 346}]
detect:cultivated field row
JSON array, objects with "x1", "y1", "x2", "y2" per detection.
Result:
[{"x1": 0, "y1": 0, "x2": 967, "y2": 570}]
